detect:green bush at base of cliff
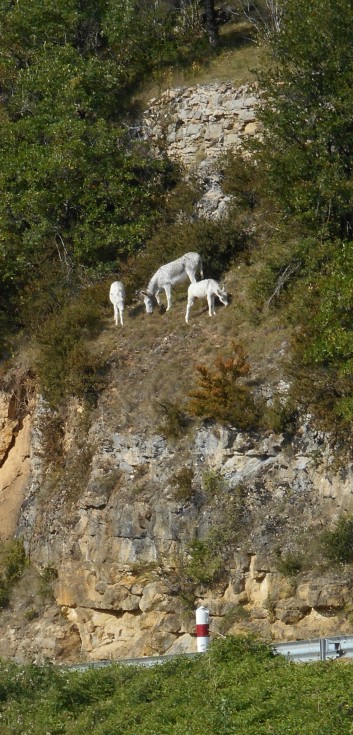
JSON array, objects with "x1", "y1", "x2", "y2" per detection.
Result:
[
  {"x1": 0, "y1": 539, "x2": 27, "y2": 610},
  {"x1": 321, "y1": 516, "x2": 353, "y2": 565},
  {"x1": 0, "y1": 636, "x2": 353, "y2": 734}
]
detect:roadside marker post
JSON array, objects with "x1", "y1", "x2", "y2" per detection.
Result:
[{"x1": 196, "y1": 605, "x2": 210, "y2": 652}]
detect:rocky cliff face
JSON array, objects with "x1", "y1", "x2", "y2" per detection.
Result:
[
  {"x1": 141, "y1": 81, "x2": 261, "y2": 219},
  {"x1": 2, "y1": 376, "x2": 353, "y2": 664},
  {"x1": 141, "y1": 82, "x2": 259, "y2": 165},
  {"x1": 1, "y1": 84, "x2": 353, "y2": 664},
  {"x1": 0, "y1": 369, "x2": 34, "y2": 542}
]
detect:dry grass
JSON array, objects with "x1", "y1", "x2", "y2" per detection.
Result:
[
  {"x1": 133, "y1": 22, "x2": 263, "y2": 107},
  {"x1": 94, "y1": 262, "x2": 292, "y2": 434}
]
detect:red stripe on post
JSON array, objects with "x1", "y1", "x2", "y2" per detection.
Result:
[{"x1": 196, "y1": 624, "x2": 209, "y2": 637}]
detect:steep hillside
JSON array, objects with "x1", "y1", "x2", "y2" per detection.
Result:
[{"x1": 1, "y1": 77, "x2": 353, "y2": 664}]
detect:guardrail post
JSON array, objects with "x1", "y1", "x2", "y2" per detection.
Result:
[
  {"x1": 319, "y1": 638, "x2": 327, "y2": 661},
  {"x1": 195, "y1": 605, "x2": 210, "y2": 652}
]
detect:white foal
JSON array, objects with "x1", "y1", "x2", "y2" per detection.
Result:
[
  {"x1": 185, "y1": 278, "x2": 228, "y2": 323},
  {"x1": 109, "y1": 281, "x2": 126, "y2": 327}
]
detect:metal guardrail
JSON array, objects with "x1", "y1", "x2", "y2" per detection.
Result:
[
  {"x1": 62, "y1": 652, "x2": 199, "y2": 672},
  {"x1": 273, "y1": 634, "x2": 353, "y2": 662},
  {"x1": 62, "y1": 634, "x2": 353, "y2": 672}
]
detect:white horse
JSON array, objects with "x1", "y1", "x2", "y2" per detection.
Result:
[
  {"x1": 141, "y1": 252, "x2": 203, "y2": 313},
  {"x1": 185, "y1": 278, "x2": 228, "y2": 323},
  {"x1": 109, "y1": 281, "x2": 125, "y2": 326}
]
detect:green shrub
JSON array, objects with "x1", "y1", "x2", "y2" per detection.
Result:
[
  {"x1": 39, "y1": 566, "x2": 58, "y2": 601},
  {"x1": 264, "y1": 595, "x2": 276, "y2": 623},
  {"x1": 185, "y1": 536, "x2": 224, "y2": 586},
  {"x1": 218, "y1": 604, "x2": 250, "y2": 634},
  {"x1": 0, "y1": 586, "x2": 10, "y2": 609},
  {"x1": 0, "y1": 539, "x2": 27, "y2": 609},
  {"x1": 36, "y1": 293, "x2": 107, "y2": 407},
  {"x1": 178, "y1": 211, "x2": 250, "y2": 279},
  {"x1": 156, "y1": 399, "x2": 191, "y2": 439},
  {"x1": 221, "y1": 150, "x2": 262, "y2": 211},
  {"x1": 262, "y1": 395, "x2": 299, "y2": 434},
  {"x1": 321, "y1": 516, "x2": 353, "y2": 565},
  {"x1": 171, "y1": 467, "x2": 194, "y2": 502},
  {"x1": 24, "y1": 607, "x2": 39, "y2": 622},
  {"x1": 274, "y1": 547, "x2": 303, "y2": 577},
  {"x1": 285, "y1": 240, "x2": 353, "y2": 438},
  {"x1": 202, "y1": 469, "x2": 227, "y2": 497}
]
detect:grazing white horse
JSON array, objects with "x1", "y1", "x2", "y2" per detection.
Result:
[
  {"x1": 185, "y1": 278, "x2": 228, "y2": 323},
  {"x1": 109, "y1": 281, "x2": 125, "y2": 327},
  {"x1": 141, "y1": 252, "x2": 203, "y2": 313}
]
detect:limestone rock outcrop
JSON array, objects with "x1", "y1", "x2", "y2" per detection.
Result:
[
  {"x1": 0, "y1": 370, "x2": 34, "y2": 541},
  {"x1": 2, "y1": 397, "x2": 353, "y2": 664},
  {"x1": 141, "y1": 81, "x2": 261, "y2": 219},
  {"x1": 141, "y1": 82, "x2": 260, "y2": 168}
]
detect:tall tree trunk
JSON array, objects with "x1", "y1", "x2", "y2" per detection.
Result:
[{"x1": 202, "y1": 0, "x2": 219, "y2": 47}]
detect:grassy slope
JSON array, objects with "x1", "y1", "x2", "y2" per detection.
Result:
[
  {"x1": 133, "y1": 21, "x2": 263, "y2": 103},
  {"x1": 95, "y1": 262, "x2": 290, "y2": 434}
]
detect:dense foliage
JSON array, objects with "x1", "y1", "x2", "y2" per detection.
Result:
[
  {"x1": 253, "y1": 0, "x2": 353, "y2": 432},
  {"x1": 1, "y1": 638, "x2": 353, "y2": 734},
  {"x1": 322, "y1": 515, "x2": 353, "y2": 565},
  {"x1": 0, "y1": 0, "x2": 218, "y2": 351},
  {"x1": 35, "y1": 291, "x2": 107, "y2": 406},
  {"x1": 259, "y1": 0, "x2": 353, "y2": 238}
]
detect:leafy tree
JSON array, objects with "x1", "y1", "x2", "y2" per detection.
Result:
[
  {"x1": 255, "y1": 0, "x2": 353, "y2": 431},
  {"x1": 103, "y1": 0, "x2": 182, "y2": 78},
  {"x1": 201, "y1": 0, "x2": 219, "y2": 47},
  {"x1": 234, "y1": 0, "x2": 286, "y2": 39},
  {"x1": 0, "y1": 0, "x2": 184, "y2": 349},
  {"x1": 258, "y1": 0, "x2": 353, "y2": 240}
]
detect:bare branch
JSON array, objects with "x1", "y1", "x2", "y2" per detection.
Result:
[
  {"x1": 267, "y1": 261, "x2": 301, "y2": 306},
  {"x1": 231, "y1": 0, "x2": 286, "y2": 40},
  {"x1": 55, "y1": 232, "x2": 73, "y2": 277}
]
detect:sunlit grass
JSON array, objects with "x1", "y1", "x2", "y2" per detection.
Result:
[{"x1": 135, "y1": 22, "x2": 263, "y2": 106}]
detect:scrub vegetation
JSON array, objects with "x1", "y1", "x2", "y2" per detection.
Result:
[
  {"x1": 1, "y1": 637, "x2": 353, "y2": 734},
  {"x1": 0, "y1": 540, "x2": 26, "y2": 609}
]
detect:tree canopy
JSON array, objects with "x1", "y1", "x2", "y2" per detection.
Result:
[
  {"x1": 258, "y1": 0, "x2": 353, "y2": 239},
  {"x1": 256, "y1": 0, "x2": 353, "y2": 432},
  {"x1": 0, "y1": 0, "x2": 215, "y2": 346}
]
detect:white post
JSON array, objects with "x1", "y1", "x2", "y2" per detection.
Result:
[{"x1": 195, "y1": 605, "x2": 210, "y2": 652}]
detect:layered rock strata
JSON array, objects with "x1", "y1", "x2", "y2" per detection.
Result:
[{"x1": 3, "y1": 401, "x2": 353, "y2": 664}]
